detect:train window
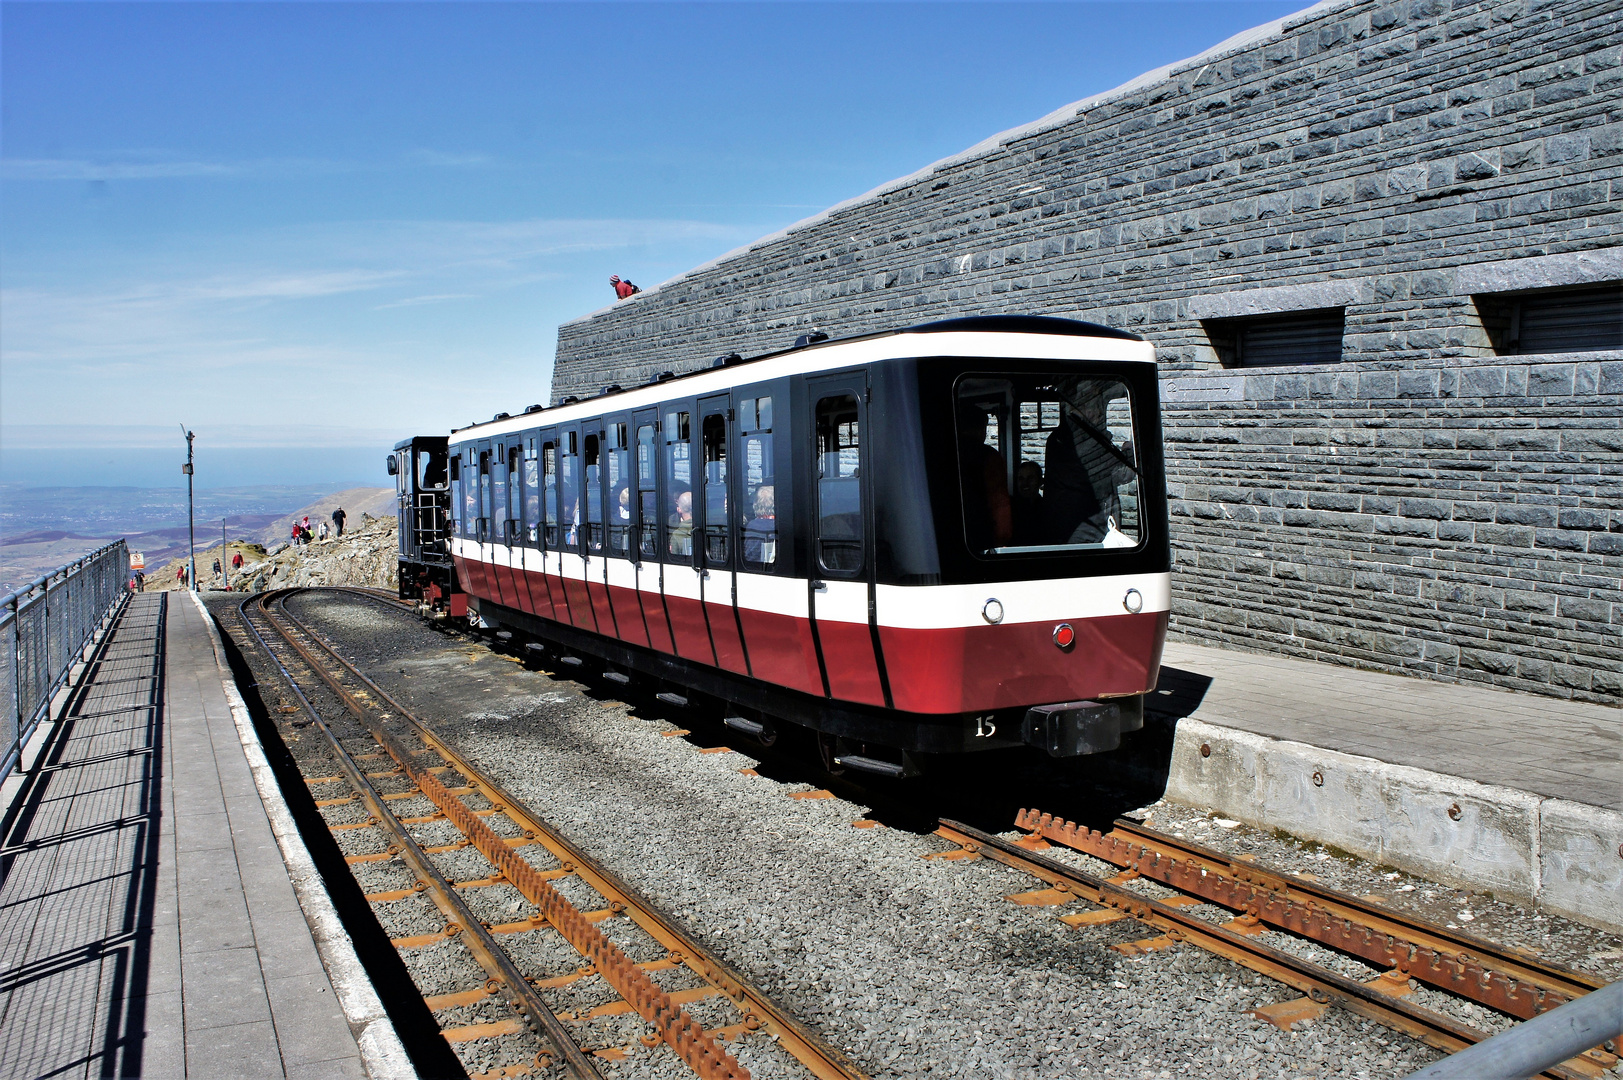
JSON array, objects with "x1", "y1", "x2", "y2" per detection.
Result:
[
  {"x1": 702, "y1": 413, "x2": 728, "y2": 566},
  {"x1": 636, "y1": 423, "x2": 657, "y2": 559},
  {"x1": 583, "y1": 432, "x2": 603, "y2": 553},
  {"x1": 478, "y1": 450, "x2": 493, "y2": 542},
  {"x1": 741, "y1": 396, "x2": 775, "y2": 572},
  {"x1": 542, "y1": 442, "x2": 560, "y2": 547},
  {"x1": 607, "y1": 424, "x2": 631, "y2": 557},
  {"x1": 453, "y1": 451, "x2": 471, "y2": 538},
  {"x1": 663, "y1": 411, "x2": 693, "y2": 559},
  {"x1": 955, "y1": 374, "x2": 1141, "y2": 556},
  {"x1": 560, "y1": 435, "x2": 581, "y2": 549},
  {"x1": 506, "y1": 445, "x2": 523, "y2": 544},
  {"x1": 491, "y1": 446, "x2": 509, "y2": 543},
  {"x1": 524, "y1": 438, "x2": 539, "y2": 544},
  {"x1": 417, "y1": 451, "x2": 447, "y2": 491},
  {"x1": 815, "y1": 395, "x2": 862, "y2": 574}
]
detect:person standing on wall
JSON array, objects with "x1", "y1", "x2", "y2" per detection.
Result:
[{"x1": 332, "y1": 506, "x2": 347, "y2": 537}]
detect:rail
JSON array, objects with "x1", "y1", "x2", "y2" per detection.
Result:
[
  {"x1": 241, "y1": 586, "x2": 867, "y2": 1079},
  {"x1": 1, "y1": 540, "x2": 130, "y2": 781}
]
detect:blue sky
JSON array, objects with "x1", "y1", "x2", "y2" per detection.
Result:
[{"x1": 2, "y1": 1, "x2": 1304, "y2": 488}]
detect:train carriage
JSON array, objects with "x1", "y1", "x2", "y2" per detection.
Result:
[{"x1": 432, "y1": 315, "x2": 1170, "y2": 775}]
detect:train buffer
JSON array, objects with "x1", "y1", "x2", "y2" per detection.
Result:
[{"x1": 0, "y1": 591, "x2": 404, "y2": 1079}]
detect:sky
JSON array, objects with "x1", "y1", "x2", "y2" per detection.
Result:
[{"x1": 1, "y1": 0, "x2": 1307, "y2": 489}]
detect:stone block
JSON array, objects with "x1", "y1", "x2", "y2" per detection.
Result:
[
  {"x1": 1474, "y1": 524, "x2": 1534, "y2": 548},
  {"x1": 1458, "y1": 366, "x2": 1507, "y2": 397},
  {"x1": 1400, "y1": 498, "x2": 1451, "y2": 519},
  {"x1": 1556, "y1": 596, "x2": 1611, "y2": 624},
  {"x1": 1495, "y1": 504, "x2": 1557, "y2": 527}
]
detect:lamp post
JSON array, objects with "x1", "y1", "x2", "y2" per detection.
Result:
[
  {"x1": 221, "y1": 518, "x2": 229, "y2": 589},
  {"x1": 181, "y1": 425, "x2": 196, "y2": 592}
]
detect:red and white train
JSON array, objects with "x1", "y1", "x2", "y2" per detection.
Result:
[{"x1": 397, "y1": 315, "x2": 1169, "y2": 776}]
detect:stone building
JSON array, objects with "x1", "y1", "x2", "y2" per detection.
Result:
[{"x1": 551, "y1": 0, "x2": 1622, "y2": 705}]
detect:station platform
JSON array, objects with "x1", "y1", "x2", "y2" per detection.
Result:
[
  {"x1": 0, "y1": 591, "x2": 404, "y2": 1078},
  {"x1": 1153, "y1": 638, "x2": 1622, "y2": 933}
]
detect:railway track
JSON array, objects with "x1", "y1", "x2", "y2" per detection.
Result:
[
  {"x1": 237, "y1": 587, "x2": 866, "y2": 1080},
  {"x1": 928, "y1": 814, "x2": 1617, "y2": 1080}
]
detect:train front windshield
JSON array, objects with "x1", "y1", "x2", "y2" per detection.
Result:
[{"x1": 955, "y1": 374, "x2": 1143, "y2": 556}]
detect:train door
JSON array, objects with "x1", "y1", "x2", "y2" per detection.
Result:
[
  {"x1": 517, "y1": 432, "x2": 553, "y2": 619},
  {"x1": 473, "y1": 441, "x2": 497, "y2": 600},
  {"x1": 451, "y1": 446, "x2": 476, "y2": 595},
  {"x1": 733, "y1": 389, "x2": 823, "y2": 696},
  {"x1": 807, "y1": 375, "x2": 888, "y2": 707},
  {"x1": 581, "y1": 423, "x2": 618, "y2": 634},
  {"x1": 699, "y1": 394, "x2": 749, "y2": 674},
  {"x1": 538, "y1": 430, "x2": 567, "y2": 622},
  {"x1": 491, "y1": 438, "x2": 519, "y2": 607},
  {"x1": 602, "y1": 416, "x2": 646, "y2": 646},
  {"x1": 659, "y1": 401, "x2": 713, "y2": 662},
  {"x1": 502, "y1": 437, "x2": 534, "y2": 615},
  {"x1": 556, "y1": 423, "x2": 597, "y2": 632},
  {"x1": 633, "y1": 408, "x2": 675, "y2": 653}
]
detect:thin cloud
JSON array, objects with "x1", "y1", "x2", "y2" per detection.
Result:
[
  {"x1": 1, "y1": 157, "x2": 238, "y2": 181},
  {"x1": 374, "y1": 293, "x2": 478, "y2": 310},
  {"x1": 0, "y1": 154, "x2": 359, "y2": 182},
  {"x1": 406, "y1": 149, "x2": 497, "y2": 168}
]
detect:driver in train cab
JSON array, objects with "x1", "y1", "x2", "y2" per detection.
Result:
[
  {"x1": 743, "y1": 485, "x2": 776, "y2": 565},
  {"x1": 1011, "y1": 460, "x2": 1045, "y2": 546},
  {"x1": 957, "y1": 401, "x2": 1012, "y2": 553},
  {"x1": 1043, "y1": 379, "x2": 1133, "y2": 545},
  {"x1": 668, "y1": 491, "x2": 694, "y2": 556}
]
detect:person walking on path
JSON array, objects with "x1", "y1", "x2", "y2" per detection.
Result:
[
  {"x1": 318, "y1": 521, "x2": 329, "y2": 541},
  {"x1": 212, "y1": 558, "x2": 222, "y2": 580},
  {"x1": 332, "y1": 506, "x2": 347, "y2": 537},
  {"x1": 231, "y1": 551, "x2": 243, "y2": 571}
]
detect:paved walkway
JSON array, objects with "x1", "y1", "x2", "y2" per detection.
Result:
[
  {"x1": 0, "y1": 592, "x2": 367, "y2": 1078},
  {"x1": 1159, "y1": 638, "x2": 1622, "y2": 811}
]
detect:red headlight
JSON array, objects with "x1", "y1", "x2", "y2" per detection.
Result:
[{"x1": 1053, "y1": 623, "x2": 1075, "y2": 649}]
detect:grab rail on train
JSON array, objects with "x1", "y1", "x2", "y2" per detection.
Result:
[{"x1": 1, "y1": 539, "x2": 131, "y2": 782}]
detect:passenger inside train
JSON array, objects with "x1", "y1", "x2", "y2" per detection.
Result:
[{"x1": 955, "y1": 374, "x2": 1141, "y2": 555}]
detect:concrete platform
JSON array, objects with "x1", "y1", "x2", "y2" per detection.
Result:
[
  {"x1": 1154, "y1": 638, "x2": 1623, "y2": 933},
  {"x1": 0, "y1": 592, "x2": 407, "y2": 1078}
]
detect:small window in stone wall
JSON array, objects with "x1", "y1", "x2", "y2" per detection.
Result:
[
  {"x1": 1204, "y1": 308, "x2": 1345, "y2": 368},
  {"x1": 1475, "y1": 284, "x2": 1623, "y2": 355}
]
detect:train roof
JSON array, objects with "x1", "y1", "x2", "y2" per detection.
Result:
[{"x1": 450, "y1": 315, "x2": 1153, "y2": 441}]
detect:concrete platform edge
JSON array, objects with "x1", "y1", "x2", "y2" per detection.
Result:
[
  {"x1": 1164, "y1": 716, "x2": 1623, "y2": 934},
  {"x1": 188, "y1": 592, "x2": 416, "y2": 1080}
]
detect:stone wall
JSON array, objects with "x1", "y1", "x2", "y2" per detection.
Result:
[
  {"x1": 1162, "y1": 351, "x2": 1619, "y2": 702},
  {"x1": 552, "y1": 0, "x2": 1622, "y2": 704}
]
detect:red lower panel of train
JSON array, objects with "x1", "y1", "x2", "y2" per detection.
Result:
[{"x1": 454, "y1": 556, "x2": 1163, "y2": 716}]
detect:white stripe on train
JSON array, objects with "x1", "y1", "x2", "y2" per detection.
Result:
[{"x1": 452, "y1": 538, "x2": 1168, "y2": 628}]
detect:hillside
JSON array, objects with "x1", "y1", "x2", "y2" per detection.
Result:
[
  {"x1": 150, "y1": 510, "x2": 398, "y2": 593},
  {"x1": 255, "y1": 487, "x2": 395, "y2": 548},
  {"x1": 0, "y1": 482, "x2": 393, "y2": 596}
]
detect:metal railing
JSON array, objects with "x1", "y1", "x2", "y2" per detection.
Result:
[{"x1": 1, "y1": 540, "x2": 131, "y2": 781}]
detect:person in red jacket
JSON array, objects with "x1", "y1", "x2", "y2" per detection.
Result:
[{"x1": 609, "y1": 275, "x2": 639, "y2": 300}]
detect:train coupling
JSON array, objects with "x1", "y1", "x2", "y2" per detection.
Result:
[{"x1": 1021, "y1": 696, "x2": 1145, "y2": 757}]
